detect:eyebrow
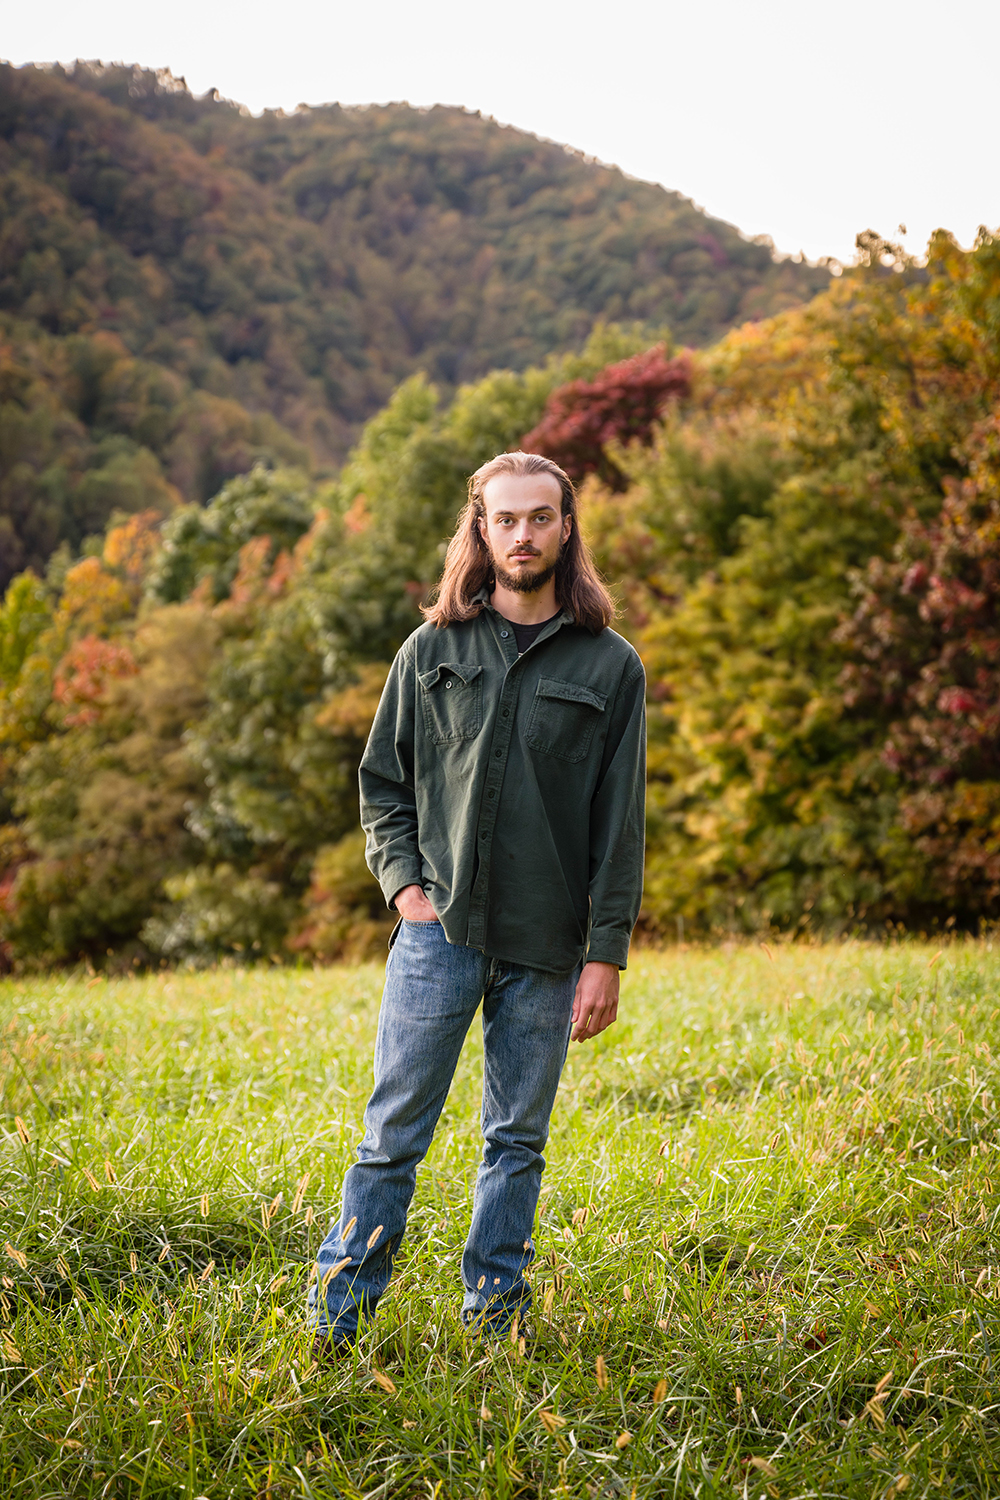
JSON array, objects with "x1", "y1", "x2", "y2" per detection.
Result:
[{"x1": 490, "y1": 505, "x2": 558, "y2": 517}]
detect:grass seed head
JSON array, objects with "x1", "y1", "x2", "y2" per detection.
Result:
[
  {"x1": 305, "y1": 1205, "x2": 315, "y2": 1225},
  {"x1": 56, "y1": 1256, "x2": 70, "y2": 1279},
  {"x1": 480, "y1": 1404, "x2": 492, "y2": 1421},
  {"x1": 653, "y1": 1379, "x2": 667, "y2": 1404},
  {"x1": 4, "y1": 1243, "x2": 26, "y2": 1270},
  {"x1": 129, "y1": 1252, "x2": 138, "y2": 1274},
  {"x1": 104, "y1": 1158, "x2": 117, "y2": 1183},
  {"x1": 749, "y1": 1457, "x2": 777, "y2": 1477},
  {"x1": 539, "y1": 1409, "x2": 566, "y2": 1433},
  {"x1": 366, "y1": 1224, "x2": 384, "y2": 1250},
  {"x1": 342, "y1": 1216, "x2": 357, "y2": 1240},
  {"x1": 14, "y1": 1116, "x2": 30, "y2": 1145},
  {"x1": 615, "y1": 1431, "x2": 632, "y2": 1449},
  {"x1": 200, "y1": 1193, "x2": 209, "y2": 1218},
  {"x1": 372, "y1": 1370, "x2": 396, "y2": 1394},
  {"x1": 477, "y1": 1275, "x2": 486, "y2": 1290},
  {"x1": 595, "y1": 1354, "x2": 609, "y2": 1391},
  {"x1": 82, "y1": 1167, "x2": 99, "y2": 1191},
  {"x1": 292, "y1": 1172, "x2": 310, "y2": 1213}
]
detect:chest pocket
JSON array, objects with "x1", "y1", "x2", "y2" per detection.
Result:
[
  {"x1": 524, "y1": 676, "x2": 608, "y2": 763},
  {"x1": 418, "y1": 662, "x2": 484, "y2": 744}
]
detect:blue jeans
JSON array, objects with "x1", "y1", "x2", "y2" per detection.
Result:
[{"x1": 307, "y1": 919, "x2": 579, "y2": 1342}]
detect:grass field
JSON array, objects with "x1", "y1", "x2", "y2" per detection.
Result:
[{"x1": 1, "y1": 941, "x2": 999, "y2": 1499}]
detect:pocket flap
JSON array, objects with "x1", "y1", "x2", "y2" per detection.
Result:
[
  {"x1": 418, "y1": 662, "x2": 484, "y2": 689},
  {"x1": 535, "y1": 676, "x2": 607, "y2": 713}
]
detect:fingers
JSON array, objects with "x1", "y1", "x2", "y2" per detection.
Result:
[{"x1": 571, "y1": 1001, "x2": 617, "y2": 1043}]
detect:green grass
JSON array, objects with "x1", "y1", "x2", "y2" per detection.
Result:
[{"x1": 1, "y1": 941, "x2": 999, "y2": 1498}]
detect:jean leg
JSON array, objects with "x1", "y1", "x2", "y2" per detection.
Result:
[
  {"x1": 461, "y1": 960, "x2": 579, "y2": 1327},
  {"x1": 308, "y1": 921, "x2": 488, "y2": 1341}
]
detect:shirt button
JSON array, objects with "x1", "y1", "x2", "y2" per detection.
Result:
[
  {"x1": 502, "y1": 709, "x2": 509, "y2": 718},
  {"x1": 444, "y1": 681, "x2": 452, "y2": 689},
  {"x1": 494, "y1": 749, "x2": 502, "y2": 758},
  {"x1": 487, "y1": 790, "x2": 495, "y2": 798},
  {"x1": 500, "y1": 630, "x2": 509, "y2": 638}
]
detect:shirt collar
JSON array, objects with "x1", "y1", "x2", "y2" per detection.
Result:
[{"x1": 474, "y1": 586, "x2": 574, "y2": 627}]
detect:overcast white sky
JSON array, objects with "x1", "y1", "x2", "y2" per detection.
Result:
[{"x1": 5, "y1": 0, "x2": 998, "y2": 266}]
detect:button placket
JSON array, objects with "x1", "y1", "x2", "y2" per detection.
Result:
[{"x1": 470, "y1": 657, "x2": 522, "y2": 941}]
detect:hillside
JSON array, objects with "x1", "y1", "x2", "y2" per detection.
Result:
[{"x1": 0, "y1": 61, "x2": 830, "y2": 584}]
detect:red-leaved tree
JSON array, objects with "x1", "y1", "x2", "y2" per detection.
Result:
[
  {"x1": 522, "y1": 347, "x2": 692, "y2": 488},
  {"x1": 838, "y1": 411, "x2": 1000, "y2": 915}
]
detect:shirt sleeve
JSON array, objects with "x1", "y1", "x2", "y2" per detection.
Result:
[
  {"x1": 586, "y1": 660, "x2": 646, "y2": 969},
  {"x1": 359, "y1": 643, "x2": 425, "y2": 909}
]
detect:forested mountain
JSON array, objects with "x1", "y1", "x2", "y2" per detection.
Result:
[{"x1": 0, "y1": 61, "x2": 829, "y2": 585}]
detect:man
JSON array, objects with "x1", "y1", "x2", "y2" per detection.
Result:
[{"x1": 308, "y1": 450, "x2": 646, "y2": 1350}]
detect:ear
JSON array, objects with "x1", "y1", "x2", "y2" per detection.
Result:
[
  {"x1": 561, "y1": 512, "x2": 573, "y2": 545},
  {"x1": 477, "y1": 514, "x2": 488, "y2": 544}
]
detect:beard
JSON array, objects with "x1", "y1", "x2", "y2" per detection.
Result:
[{"x1": 489, "y1": 543, "x2": 562, "y2": 595}]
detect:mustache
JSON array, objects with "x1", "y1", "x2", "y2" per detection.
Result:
[{"x1": 507, "y1": 545, "x2": 540, "y2": 558}]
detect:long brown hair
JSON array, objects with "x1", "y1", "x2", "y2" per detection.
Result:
[{"x1": 422, "y1": 451, "x2": 617, "y2": 632}]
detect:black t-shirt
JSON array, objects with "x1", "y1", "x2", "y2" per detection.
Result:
[{"x1": 506, "y1": 613, "x2": 560, "y2": 655}]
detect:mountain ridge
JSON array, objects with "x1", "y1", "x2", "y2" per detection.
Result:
[{"x1": 0, "y1": 60, "x2": 830, "y2": 584}]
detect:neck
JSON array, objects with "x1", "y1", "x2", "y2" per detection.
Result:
[{"x1": 489, "y1": 578, "x2": 560, "y2": 625}]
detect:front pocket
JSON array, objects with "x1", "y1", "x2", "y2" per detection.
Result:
[
  {"x1": 524, "y1": 677, "x2": 608, "y2": 763},
  {"x1": 418, "y1": 662, "x2": 484, "y2": 744}
]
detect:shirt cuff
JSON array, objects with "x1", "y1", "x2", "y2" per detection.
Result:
[
  {"x1": 378, "y1": 860, "x2": 425, "y2": 911},
  {"x1": 585, "y1": 931, "x2": 631, "y2": 970}
]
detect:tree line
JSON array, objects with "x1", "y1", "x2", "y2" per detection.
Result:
[{"x1": 2, "y1": 231, "x2": 998, "y2": 968}]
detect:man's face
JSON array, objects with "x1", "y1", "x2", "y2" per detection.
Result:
[{"x1": 479, "y1": 472, "x2": 572, "y2": 594}]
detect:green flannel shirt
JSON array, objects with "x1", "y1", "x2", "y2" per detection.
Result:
[{"x1": 360, "y1": 598, "x2": 646, "y2": 973}]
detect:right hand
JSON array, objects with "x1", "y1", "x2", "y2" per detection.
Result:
[{"x1": 395, "y1": 884, "x2": 439, "y2": 922}]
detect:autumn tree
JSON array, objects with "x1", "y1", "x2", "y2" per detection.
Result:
[{"x1": 523, "y1": 347, "x2": 692, "y2": 487}]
